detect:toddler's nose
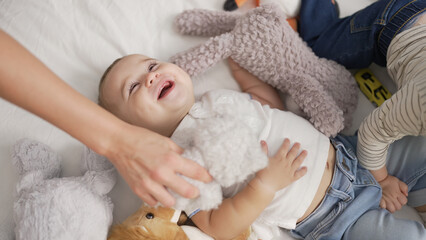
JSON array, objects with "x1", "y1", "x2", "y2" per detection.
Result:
[{"x1": 146, "y1": 72, "x2": 159, "y2": 87}]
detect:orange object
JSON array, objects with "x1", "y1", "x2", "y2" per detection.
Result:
[
  {"x1": 226, "y1": 0, "x2": 299, "y2": 32},
  {"x1": 253, "y1": 0, "x2": 299, "y2": 32},
  {"x1": 286, "y1": 17, "x2": 299, "y2": 32},
  {"x1": 235, "y1": 0, "x2": 249, "y2": 7}
]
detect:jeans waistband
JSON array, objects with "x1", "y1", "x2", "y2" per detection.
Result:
[
  {"x1": 292, "y1": 137, "x2": 357, "y2": 235},
  {"x1": 291, "y1": 136, "x2": 381, "y2": 239},
  {"x1": 378, "y1": 0, "x2": 426, "y2": 58}
]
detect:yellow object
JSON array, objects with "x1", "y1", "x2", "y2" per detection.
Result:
[
  {"x1": 107, "y1": 204, "x2": 251, "y2": 240},
  {"x1": 236, "y1": 0, "x2": 248, "y2": 7},
  {"x1": 355, "y1": 68, "x2": 392, "y2": 107}
]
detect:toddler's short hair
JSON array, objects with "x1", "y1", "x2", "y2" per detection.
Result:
[{"x1": 98, "y1": 57, "x2": 123, "y2": 107}]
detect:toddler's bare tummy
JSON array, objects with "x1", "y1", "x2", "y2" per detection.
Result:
[{"x1": 298, "y1": 143, "x2": 336, "y2": 222}]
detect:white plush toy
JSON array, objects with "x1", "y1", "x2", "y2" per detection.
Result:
[
  {"x1": 12, "y1": 138, "x2": 116, "y2": 240},
  {"x1": 170, "y1": 90, "x2": 269, "y2": 213}
]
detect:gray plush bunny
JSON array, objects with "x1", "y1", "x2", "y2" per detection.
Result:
[
  {"x1": 170, "y1": 3, "x2": 358, "y2": 137},
  {"x1": 12, "y1": 138, "x2": 116, "y2": 240}
]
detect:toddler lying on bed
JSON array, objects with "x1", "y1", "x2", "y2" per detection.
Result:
[{"x1": 98, "y1": 54, "x2": 425, "y2": 240}]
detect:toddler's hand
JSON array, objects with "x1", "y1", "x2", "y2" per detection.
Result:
[
  {"x1": 255, "y1": 139, "x2": 307, "y2": 193},
  {"x1": 378, "y1": 174, "x2": 408, "y2": 213}
]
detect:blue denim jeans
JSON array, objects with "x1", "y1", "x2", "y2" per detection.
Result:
[
  {"x1": 299, "y1": 0, "x2": 426, "y2": 68},
  {"x1": 290, "y1": 135, "x2": 426, "y2": 240}
]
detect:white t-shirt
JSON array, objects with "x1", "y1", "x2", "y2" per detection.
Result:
[{"x1": 174, "y1": 89, "x2": 330, "y2": 230}]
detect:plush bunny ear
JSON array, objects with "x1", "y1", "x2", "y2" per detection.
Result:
[
  {"x1": 80, "y1": 146, "x2": 113, "y2": 173},
  {"x1": 81, "y1": 146, "x2": 116, "y2": 195},
  {"x1": 12, "y1": 138, "x2": 61, "y2": 178},
  {"x1": 12, "y1": 138, "x2": 61, "y2": 194},
  {"x1": 169, "y1": 33, "x2": 234, "y2": 77},
  {"x1": 84, "y1": 168, "x2": 116, "y2": 195},
  {"x1": 174, "y1": 9, "x2": 241, "y2": 37}
]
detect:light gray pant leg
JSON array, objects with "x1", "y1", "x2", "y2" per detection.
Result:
[{"x1": 344, "y1": 209, "x2": 426, "y2": 240}]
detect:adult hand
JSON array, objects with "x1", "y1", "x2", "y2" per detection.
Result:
[
  {"x1": 105, "y1": 124, "x2": 212, "y2": 207},
  {"x1": 378, "y1": 174, "x2": 408, "y2": 213},
  {"x1": 0, "y1": 29, "x2": 212, "y2": 208}
]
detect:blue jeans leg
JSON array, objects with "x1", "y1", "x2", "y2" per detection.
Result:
[
  {"x1": 344, "y1": 135, "x2": 426, "y2": 240},
  {"x1": 299, "y1": 0, "x2": 339, "y2": 46},
  {"x1": 299, "y1": 0, "x2": 426, "y2": 69},
  {"x1": 386, "y1": 135, "x2": 426, "y2": 207},
  {"x1": 292, "y1": 134, "x2": 426, "y2": 239},
  {"x1": 343, "y1": 209, "x2": 426, "y2": 240}
]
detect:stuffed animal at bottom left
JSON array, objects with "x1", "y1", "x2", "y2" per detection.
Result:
[
  {"x1": 107, "y1": 204, "x2": 190, "y2": 240},
  {"x1": 12, "y1": 138, "x2": 117, "y2": 240},
  {"x1": 107, "y1": 204, "x2": 252, "y2": 240}
]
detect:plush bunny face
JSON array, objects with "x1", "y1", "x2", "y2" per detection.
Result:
[{"x1": 108, "y1": 205, "x2": 189, "y2": 240}]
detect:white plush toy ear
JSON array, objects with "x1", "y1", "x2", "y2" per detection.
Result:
[
  {"x1": 80, "y1": 146, "x2": 113, "y2": 172},
  {"x1": 12, "y1": 138, "x2": 61, "y2": 178},
  {"x1": 12, "y1": 138, "x2": 61, "y2": 193},
  {"x1": 80, "y1": 146, "x2": 116, "y2": 195}
]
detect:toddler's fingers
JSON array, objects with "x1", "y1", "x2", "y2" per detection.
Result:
[
  {"x1": 260, "y1": 140, "x2": 269, "y2": 155},
  {"x1": 294, "y1": 166, "x2": 307, "y2": 180},
  {"x1": 276, "y1": 138, "x2": 291, "y2": 158},
  {"x1": 286, "y1": 142, "x2": 301, "y2": 160},
  {"x1": 399, "y1": 181, "x2": 409, "y2": 196},
  {"x1": 387, "y1": 201, "x2": 397, "y2": 213},
  {"x1": 380, "y1": 199, "x2": 386, "y2": 209},
  {"x1": 292, "y1": 150, "x2": 307, "y2": 169},
  {"x1": 397, "y1": 194, "x2": 407, "y2": 206}
]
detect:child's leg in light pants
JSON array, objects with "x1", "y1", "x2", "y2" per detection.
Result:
[{"x1": 344, "y1": 135, "x2": 426, "y2": 239}]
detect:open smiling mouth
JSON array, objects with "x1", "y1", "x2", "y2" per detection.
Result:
[{"x1": 158, "y1": 81, "x2": 175, "y2": 100}]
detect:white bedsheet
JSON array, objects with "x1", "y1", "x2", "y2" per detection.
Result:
[{"x1": 0, "y1": 0, "x2": 422, "y2": 239}]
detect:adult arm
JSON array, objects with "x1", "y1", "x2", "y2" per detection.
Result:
[{"x1": 0, "y1": 29, "x2": 211, "y2": 207}]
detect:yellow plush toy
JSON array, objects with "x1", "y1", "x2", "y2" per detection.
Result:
[{"x1": 107, "y1": 204, "x2": 251, "y2": 240}]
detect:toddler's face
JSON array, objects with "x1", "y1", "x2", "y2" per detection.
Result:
[{"x1": 100, "y1": 54, "x2": 194, "y2": 136}]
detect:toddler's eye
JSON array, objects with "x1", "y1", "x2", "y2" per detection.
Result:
[
  {"x1": 129, "y1": 82, "x2": 140, "y2": 95},
  {"x1": 148, "y1": 62, "x2": 158, "y2": 72}
]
